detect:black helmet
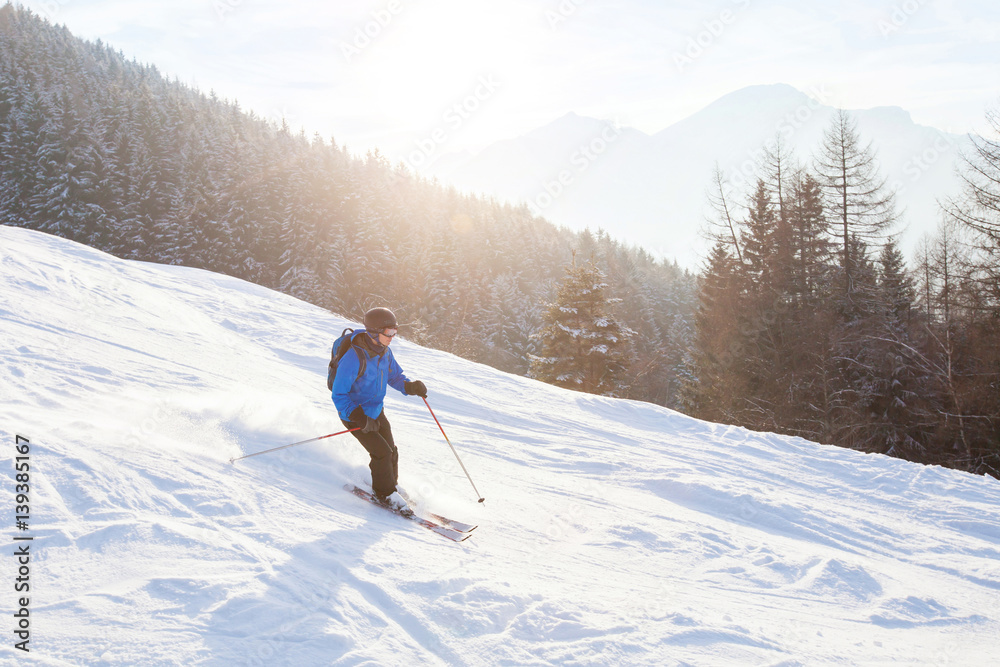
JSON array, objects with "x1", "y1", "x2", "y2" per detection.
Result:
[{"x1": 364, "y1": 307, "x2": 397, "y2": 332}]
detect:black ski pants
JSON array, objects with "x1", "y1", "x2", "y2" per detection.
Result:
[{"x1": 342, "y1": 411, "x2": 398, "y2": 498}]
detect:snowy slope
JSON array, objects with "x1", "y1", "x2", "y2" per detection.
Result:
[{"x1": 2, "y1": 225, "x2": 999, "y2": 666}]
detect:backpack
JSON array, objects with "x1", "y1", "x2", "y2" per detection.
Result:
[{"x1": 327, "y1": 328, "x2": 367, "y2": 391}]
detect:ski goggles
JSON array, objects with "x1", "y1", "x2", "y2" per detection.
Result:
[{"x1": 379, "y1": 328, "x2": 398, "y2": 338}]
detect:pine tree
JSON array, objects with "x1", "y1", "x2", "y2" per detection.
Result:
[
  {"x1": 878, "y1": 241, "x2": 916, "y2": 323},
  {"x1": 741, "y1": 178, "x2": 777, "y2": 289},
  {"x1": 683, "y1": 241, "x2": 743, "y2": 422},
  {"x1": 826, "y1": 235, "x2": 887, "y2": 451},
  {"x1": 786, "y1": 172, "x2": 832, "y2": 304},
  {"x1": 27, "y1": 90, "x2": 106, "y2": 242},
  {"x1": 867, "y1": 240, "x2": 927, "y2": 460},
  {"x1": 530, "y1": 258, "x2": 634, "y2": 396},
  {"x1": 0, "y1": 80, "x2": 46, "y2": 226}
]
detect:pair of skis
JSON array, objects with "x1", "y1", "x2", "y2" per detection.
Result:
[{"x1": 344, "y1": 484, "x2": 477, "y2": 542}]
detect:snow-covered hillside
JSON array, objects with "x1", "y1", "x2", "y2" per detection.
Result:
[{"x1": 2, "y1": 225, "x2": 998, "y2": 666}]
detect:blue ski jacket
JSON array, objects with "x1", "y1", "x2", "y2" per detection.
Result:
[{"x1": 332, "y1": 331, "x2": 410, "y2": 421}]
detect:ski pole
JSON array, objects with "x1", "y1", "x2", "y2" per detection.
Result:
[
  {"x1": 229, "y1": 427, "x2": 360, "y2": 464},
  {"x1": 422, "y1": 397, "x2": 485, "y2": 504}
]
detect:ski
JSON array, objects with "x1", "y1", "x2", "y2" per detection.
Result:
[
  {"x1": 423, "y1": 512, "x2": 477, "y2": 534},
  {"x1": 344, "y1": 485, "x2": 470, "y2": 543},
  {"x1": 397, "y1": 490, "x2": 478, "y2": 533}
]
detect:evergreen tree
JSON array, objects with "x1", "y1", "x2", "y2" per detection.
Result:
[
  {"x1": 27, "y1": 90, "x2": 106, "y2": 242},
  {"x1": 786, "y1": 172, "x2": 832, "y2": 304},
  {"x1": 878, "y1": 240, "x2": 916, "y2": 323},
  {"x1": 683, "y1": 242, "x2": 744, "y2": 422},
  {"x1": 866, "y1": 241, "x2": 927, "y2": 459},
  {"x1": 530, "y1": 258, "x2": 634, "y2": 396},
  {"x1": 741, "y1": 178, "x2": 778, "y2": 289}
]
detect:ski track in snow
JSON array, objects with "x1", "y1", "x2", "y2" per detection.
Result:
[{"x1": 1, "y1": 225, "x2": 999, "y2": 665}]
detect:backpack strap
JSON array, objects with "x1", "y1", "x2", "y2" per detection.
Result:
[
  {"x1": 349, "y1": 329, "x2": 368, "y2": 381},
  {"x1": 328, "y1": 328, "x2": 365, "y2": 391}
]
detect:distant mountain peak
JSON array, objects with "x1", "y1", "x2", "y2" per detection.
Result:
[
  {"x1": 721, "y1": 82, "x2": 809, "y2": 99},
  {"x1": 863, "y1": 105, "x2": 914, "y2": 123},
  {"x1": 535, "y1": 110, "x2": 620, "y2": 134},
  {"x1": 427, "y1": 83, "x2": 963, "y2": 267},
  {"x1": 668, "y1": 84, "x2": 818, "y2": 132}
]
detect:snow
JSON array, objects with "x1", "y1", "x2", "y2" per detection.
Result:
[{"x1": 2, "y1": 225, "x2": 999, "y2": 665}]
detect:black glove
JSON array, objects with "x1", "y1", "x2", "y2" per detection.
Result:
[
  {"x1": 405, "y1": 380, "x2": 427, "y2": 398},
  {"x1": 350, "y1": 408, "x2": 380, "y2": 433}
]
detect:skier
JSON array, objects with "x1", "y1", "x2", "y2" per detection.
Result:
[{"x1": 332, "y1": 307, "x2": 427, "y2": 509}]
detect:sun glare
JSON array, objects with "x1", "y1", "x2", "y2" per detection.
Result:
[{"x1": 345, "y1": 1, "x2": 534, "y2": 131}]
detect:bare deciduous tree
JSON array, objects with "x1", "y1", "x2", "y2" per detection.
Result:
[{"x1": 815, "y1": 110, "x2": 899, "y2": 308}]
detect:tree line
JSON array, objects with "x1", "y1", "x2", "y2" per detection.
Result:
[
  {"x1": 0, "y1": 5, "x2": 695, "y2": 406},
  {"x1": 683, "y1": 109, "x2": 1000, "y2": 478}
]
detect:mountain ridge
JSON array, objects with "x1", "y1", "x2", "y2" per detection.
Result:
[{"x1": 427, "y1": 84, "x2": 969, "y2": 267}]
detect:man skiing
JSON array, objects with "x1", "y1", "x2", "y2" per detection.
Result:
[{"x1": 332, "y1": 307, "x2": 427, "y2": 509}]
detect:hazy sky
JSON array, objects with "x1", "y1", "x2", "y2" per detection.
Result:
[{"x1": 20, "y1": 0, "x2": 1000, "y2": 163}]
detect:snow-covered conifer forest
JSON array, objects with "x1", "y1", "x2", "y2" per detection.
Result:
[{"x1": 0, "y1": 5, "x2": 695, "y2": 405}]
